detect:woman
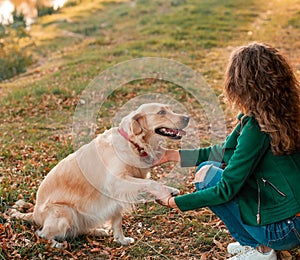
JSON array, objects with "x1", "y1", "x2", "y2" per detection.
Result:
[{"x1": 155, "y1": 42, "x2": 300, "y2": 260}]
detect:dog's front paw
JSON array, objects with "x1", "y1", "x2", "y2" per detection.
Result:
[
  {"x1": 114, "y1": 236, "x2": 135, "y2": 245},
  {"x1": 122, "y1": 237, "x2": 135, "y2": 245},
  {"x1": 51, "y1": 240, "x2": 65, "y2": 248}
]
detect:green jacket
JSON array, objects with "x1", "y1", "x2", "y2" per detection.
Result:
[{"x1": 175, "y1": 114, "x2": 300, "y2": 226}]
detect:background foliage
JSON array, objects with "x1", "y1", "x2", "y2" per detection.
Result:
[{"x1": 0, "y1": 12, "x2": 33, "y2": 81}]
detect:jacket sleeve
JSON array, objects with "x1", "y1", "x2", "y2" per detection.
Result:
[
  {"x1": 175, "y1": 117, "x2": 269, "y2": 211},
  {"x1": 179, "y1": 144, "x2": 224, "y2": 167}
]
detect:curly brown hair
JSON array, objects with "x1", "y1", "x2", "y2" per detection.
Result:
[{"x1": 224, "y1": 42, "x2": 300, "y2": 155}]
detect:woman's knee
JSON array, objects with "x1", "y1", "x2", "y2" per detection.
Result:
[
  {"x1": 196, "y1": 161, "x2": 222, "y2": 172},
  {"x1": 194, "y1": 165, "x2": 212, "y2": 183},
  {"x1": 194, "y1": 163, "x2": 223, "y2": 190}
]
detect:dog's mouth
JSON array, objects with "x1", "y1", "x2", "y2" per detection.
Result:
[{"x1": 155, "y1": 127, "x2": 186, "y2": 140}]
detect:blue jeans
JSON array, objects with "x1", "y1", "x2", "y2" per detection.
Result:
[{"x1": 195, "y1": 161, "x2": 300, "y2": 250}]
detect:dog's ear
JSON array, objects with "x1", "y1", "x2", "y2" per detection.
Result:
[{"x1": 131, "y1": 113, "x2": 145, "y2": 135}]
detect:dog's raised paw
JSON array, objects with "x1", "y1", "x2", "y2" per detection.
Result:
[{"x1": 170, "y1": 188, "x2": 180, "y2": 196}]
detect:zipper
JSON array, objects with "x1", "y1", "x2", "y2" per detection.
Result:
[
  {"x1": 256, "y1": 178, "x2": 286, "y2": 224},
  {"x1": 261, "y1": 178, "x2": 287, "y2": 197},
  {"x1": 256, "y1": 180, "x2": 261, "y2": 224}
]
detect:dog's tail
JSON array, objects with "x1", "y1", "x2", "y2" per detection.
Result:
[
  {"x1": 8, "y1": 208, "x2": 34, "y2": 222},
  {"x1": 7, "y1": 199, "x2": 34, "y2": 222}
]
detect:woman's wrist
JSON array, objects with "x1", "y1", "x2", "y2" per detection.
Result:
[
  {"x1": 166, "y1": 150, "x2": 180, "y2": 163},
  {"x1": 168, "y1": 196, "x2": 180, "y2": 210}
]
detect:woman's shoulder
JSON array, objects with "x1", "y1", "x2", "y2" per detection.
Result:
[
  {"x1": 235, "y1": 114, "x2": 264, "y2": 137},
  {"x1": 238, "y1": 113, "x2": 258, "y2": 125}
]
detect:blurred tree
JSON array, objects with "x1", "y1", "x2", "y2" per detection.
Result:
[{"x1": 0, "y1": 12, "x2": 34, "y2": 82}]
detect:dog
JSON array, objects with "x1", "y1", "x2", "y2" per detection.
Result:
[{"x1": 9, "y1": 103, "x2": 189, "y2": 247}]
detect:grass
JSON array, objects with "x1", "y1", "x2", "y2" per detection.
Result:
[{"x1": 1, "y1": 0, "x2": 300, "y2": 258}]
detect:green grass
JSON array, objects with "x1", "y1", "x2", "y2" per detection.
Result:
[
  {"x1": 287, "y1": 11, "x2": 300, "y2": 28},
  {"x1": 1, "y1": 0, "x2": 300, "y2": 258}
]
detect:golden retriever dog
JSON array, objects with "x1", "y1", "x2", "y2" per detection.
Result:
[{"x1": 9, "y1": 103, "x2": 189, "y2": 247}]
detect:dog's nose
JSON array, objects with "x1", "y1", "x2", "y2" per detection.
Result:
[{"x1": 183, "y1": 116, "x2": 190, "y2": 125}]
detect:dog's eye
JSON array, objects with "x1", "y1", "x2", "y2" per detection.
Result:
[{"x1": 157, "y1": 110, "x2": 167, "y2": 115}]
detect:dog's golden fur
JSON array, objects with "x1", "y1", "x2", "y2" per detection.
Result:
[{"x1": 9, "y1": 103, "x2": 189, "y2": 246}]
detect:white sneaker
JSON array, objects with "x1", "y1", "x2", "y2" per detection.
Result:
[
  {"x1": 227, "y1": 242, "x2": 253, "y2": 255},
  {"x1": 228, "y1": 248, "x2": 277, "y2": 260}
]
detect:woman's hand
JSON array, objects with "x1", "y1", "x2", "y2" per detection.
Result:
[
  {"x1": 149, "y1": 184, "x2": 181, "y2": 210},
  {"x1": 155, "y1": 195, "x2": 180, "y2": 210},
  {"x1": 154, "y1": 149, "x2": 181, "y2": 165}
]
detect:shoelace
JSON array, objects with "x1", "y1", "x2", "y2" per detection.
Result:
[
  {"x1": 230, "y1": 246, "x2": 253, "y2": 255},
  {"x1": 233, "y1": 248, "x2": 258, "y2": 259}
]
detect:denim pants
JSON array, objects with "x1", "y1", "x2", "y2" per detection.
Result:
[{"x1": 195, "y1": 161, "x2": 300, "y2": 250}]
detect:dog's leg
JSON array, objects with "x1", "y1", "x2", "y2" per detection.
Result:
[
  {"x1": 35, "y1": 205, "x2": 75, "y2": 248},
  {"x1": 111, "y1": 211, "x2": 134, "y2": 245},
  {"x1": 37, "y1": 214, "x2": 69, "y2": 238},
  {"x1": 123, "y1": 176, "x2": 179, "y2": 201},
  {"x1": 36, "y1": 214, "x2": 70, "y2": 248},
  {"x1": 8, "y1": 208, "x2": 67, "y2": 248}
]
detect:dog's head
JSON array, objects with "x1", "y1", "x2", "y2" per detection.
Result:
[
  {"x1": 119, "y1": 103, "x2": 189, "y2": 157},
  {"x1": 134, "y1": 103, "x2": 188, "y2": 138}
]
